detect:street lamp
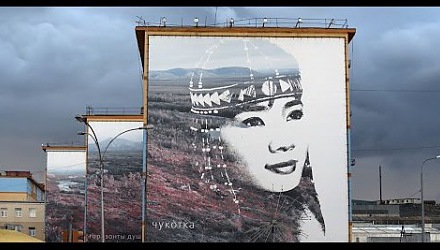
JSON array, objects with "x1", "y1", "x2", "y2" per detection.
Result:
[
  {"x1": 75, "y1": 114, "x2": 152, "y2": 242},
  {"x1": 75, "y1": 115, "x2": 104, "y2": 242},
  {"x1": 420, "y1": 154, "x2": 440, "y2": 242},
  {"x1": 141, "y1": 124, "x2": 153, "y2": 242}
]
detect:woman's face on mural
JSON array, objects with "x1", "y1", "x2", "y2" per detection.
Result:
[{"x1": 220, "y1": 96, "x2": 308, "y2": 193}]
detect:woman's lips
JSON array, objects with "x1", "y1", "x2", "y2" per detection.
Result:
[{"x1": 265, "y1": 160, "x2": 297, "y2": 175}]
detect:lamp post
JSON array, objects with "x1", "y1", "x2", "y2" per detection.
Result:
[
  {"x1": 140, "y1": 124, "x2": 154, "y2": 242},
  {"x1": 75, "y1": 115, "x2": 104, "y2": 242},
  {"x1": 83, "y1": 168, "x2": 88, "y2": 242},
  {"x1": 75, "y1": 114, "x2": 152, "y2": 242},
  {"x1": 420, "y1": 155, "x2": 440, "y2": 242}
]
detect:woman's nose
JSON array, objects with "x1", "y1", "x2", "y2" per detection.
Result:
[{"x1": 268, "y1": 141, "x2": 295, "y2": 153}]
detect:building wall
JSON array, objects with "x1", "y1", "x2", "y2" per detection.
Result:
[
  {"x1": 383, "y1": 198, "x2": 421, "y2": 205},
  {"x1": 85, "y1": 119, "x2": 144, "y2": 242},
  {"x1": 352, "y1": 204, "x2": 400, "y2": 217},
  {"x1": 0, "y1": 173, "x2": 46, "y2": 241},
  {"x1": 0, "y1": 202, "x2": 45, "y2": 241},
  {"x1": 430, "y1": 232, "x2": 440, "y2": 242},
  {"x1": 28, "y1": 180, "x2": 45, "y2": 202},
  {"x1": 140, "y1": 26, "x2": 355, "y2": 242},
  {"x1": 352, "y1": 222, "x2": 440, "y2": 242},
  {"x1": 0, "y1": 193, "x2": 28, "y2": 201},
  {"x1": 0, "y1": 177, "x2": 45, "y2": 202},
  {"x1": 44, "y1": 148, "x2": 86, "y2": 242},
  {"x1": 0, "y1": 178, "x2": 27, "y2": 192}
]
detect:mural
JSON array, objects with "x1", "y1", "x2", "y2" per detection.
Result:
[
  {"x1": 85, "y1": 120, "x2": 144, "y2": 242},
  {"x1": 146, "y1": 36, "x2": 349, "y2": 242},
  {"x1": 45, "y1": 149, "x2": 86, "y2": 242}
]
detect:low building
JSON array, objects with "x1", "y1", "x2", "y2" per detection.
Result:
[
  {"x1": 0, "y1": 171, "x2": 45, "y2": 241},
  {"x1": 352, "y1": 222, "x2": 440, "y2": 242},
  {"x1": 352, "y1": 199, "x2": 440, "y2": 242}
]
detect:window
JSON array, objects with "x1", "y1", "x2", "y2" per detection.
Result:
[
  {"x1": 0, "y1": 208, "x2": 7, "y2": 217},
  {"x1": 29, "y1": 208, "x2": 36, "y2": 218},
  {"x1": 29, "y1": 227, "x2": 36, "y2": 237},
  {"x1": 15, "y1": 208, "x2": 22, "y2": 217},
  {"x1": 11, "y1": 225, "x2": 23, "y2": 232},
  {"x1": 6, "y1": 224, "x2": 23, "y2": 232}
]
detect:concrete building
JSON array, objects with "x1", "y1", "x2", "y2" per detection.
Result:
[
  {"x1": 352, "y1": 199, "x2": 440, "y2": 242},
  {"x1": 352, "y1": 222, "x2": 440, "y2": 242},
  {"x1": 0, "y1": 171, "x2": 45, "y2": 241}
]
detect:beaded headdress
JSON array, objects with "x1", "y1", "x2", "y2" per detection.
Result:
[
  {"x1": 189, "y1": 72, "x2": 302, "y2": 115},
  {"x1": 188, "y1": 38, "x2": 302, "y2": 116}
]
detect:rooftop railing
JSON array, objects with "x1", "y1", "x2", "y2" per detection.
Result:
[
  {"x1": 85, "y1": 106, "x2": 143, "y2": 115},
  {"x1": 135, "y1": 17, "x2": 349, "y2": 29}
]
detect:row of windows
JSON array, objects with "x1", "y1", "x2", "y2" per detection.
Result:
[
  {"x1": 0, "y1": 207, "x2": 37, "y2": 218},
  {"x1": 6, "y1": 224, "x2": 36, "y2": 237}
]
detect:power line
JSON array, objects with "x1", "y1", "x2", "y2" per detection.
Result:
[
  {"x1": 352, "y1": 145, "x2": 440, "y2": 152},
  {"x1": 351, "y1": 89, "x2": 440, "y2": 93}
]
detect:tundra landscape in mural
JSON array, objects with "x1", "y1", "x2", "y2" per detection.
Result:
[
  {"x1": 85, "y1": 121, "x2": 144, "y2": 242},
  {"x1": 45, "y1": 149, "x2": 86, "y2": 242}
]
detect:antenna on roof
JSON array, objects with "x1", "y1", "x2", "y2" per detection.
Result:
[
  {"x1": 327, "y1": 18, "x2": 334, "y2": 28},
  {"x1": 136, "y1": 16, "x2": 145, "y2": 26},
  {"x1": 214, "y1": 7, "x2": 218, "y2": 26}
]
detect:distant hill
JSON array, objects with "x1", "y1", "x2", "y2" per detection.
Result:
[
  {"x1": 88, "y1": 138, "x2": 142, "y2": 153},
  {"x1": 149, "y1": 67, "x2": 256, "y2": 80},
  {"x1": 149, "y1": 66, "x2": 298, "y2": 83}
]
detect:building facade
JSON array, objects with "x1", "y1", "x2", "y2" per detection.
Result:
[
  {"x1": 136, "y1": 19, "x2": 356, "y2": 242},
  {"x1": 0, "y1": 171, "x2": 45, "y2": 241},
  {"x1": 41, "y1": 144, "x2": 87, "y2": 242}
]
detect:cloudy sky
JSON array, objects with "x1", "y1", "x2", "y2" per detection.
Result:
[{"x1": 2, "y1": 6, "x2": 440, "y2": 203}]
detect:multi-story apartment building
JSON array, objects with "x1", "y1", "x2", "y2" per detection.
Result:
[{"x1": 0, "y1": 171, "x2": 45, "y2": 241}]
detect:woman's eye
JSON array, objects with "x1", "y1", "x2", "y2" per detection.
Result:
[
  {"x1": 287, "y1": 110, "x2": 303, "y2": 121},
  {"x1": 241, "y1": 117, "x2": 265, "y2": 127}
]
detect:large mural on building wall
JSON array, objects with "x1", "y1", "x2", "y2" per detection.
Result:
[
  {"x1": 85, "y1": 120, "x2": 144, "y2": 242},
  {"x1": 45, "y1": 148, "x2": 86, "y2": 242},
  {"x1": 146, "y1": 35, "x2": 349, "y2": 242}
]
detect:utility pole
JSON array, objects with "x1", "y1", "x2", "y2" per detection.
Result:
[{"x1": 379, "y1": 165, "x2": 383, "y2": 204}]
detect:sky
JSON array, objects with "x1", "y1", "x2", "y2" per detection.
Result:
[
  {"x1": 1, "y1": 6, "x2": 440, "y2": 203},
  {"x1": 149, "y1": 36, "x2": 300, "y2": 70}
]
